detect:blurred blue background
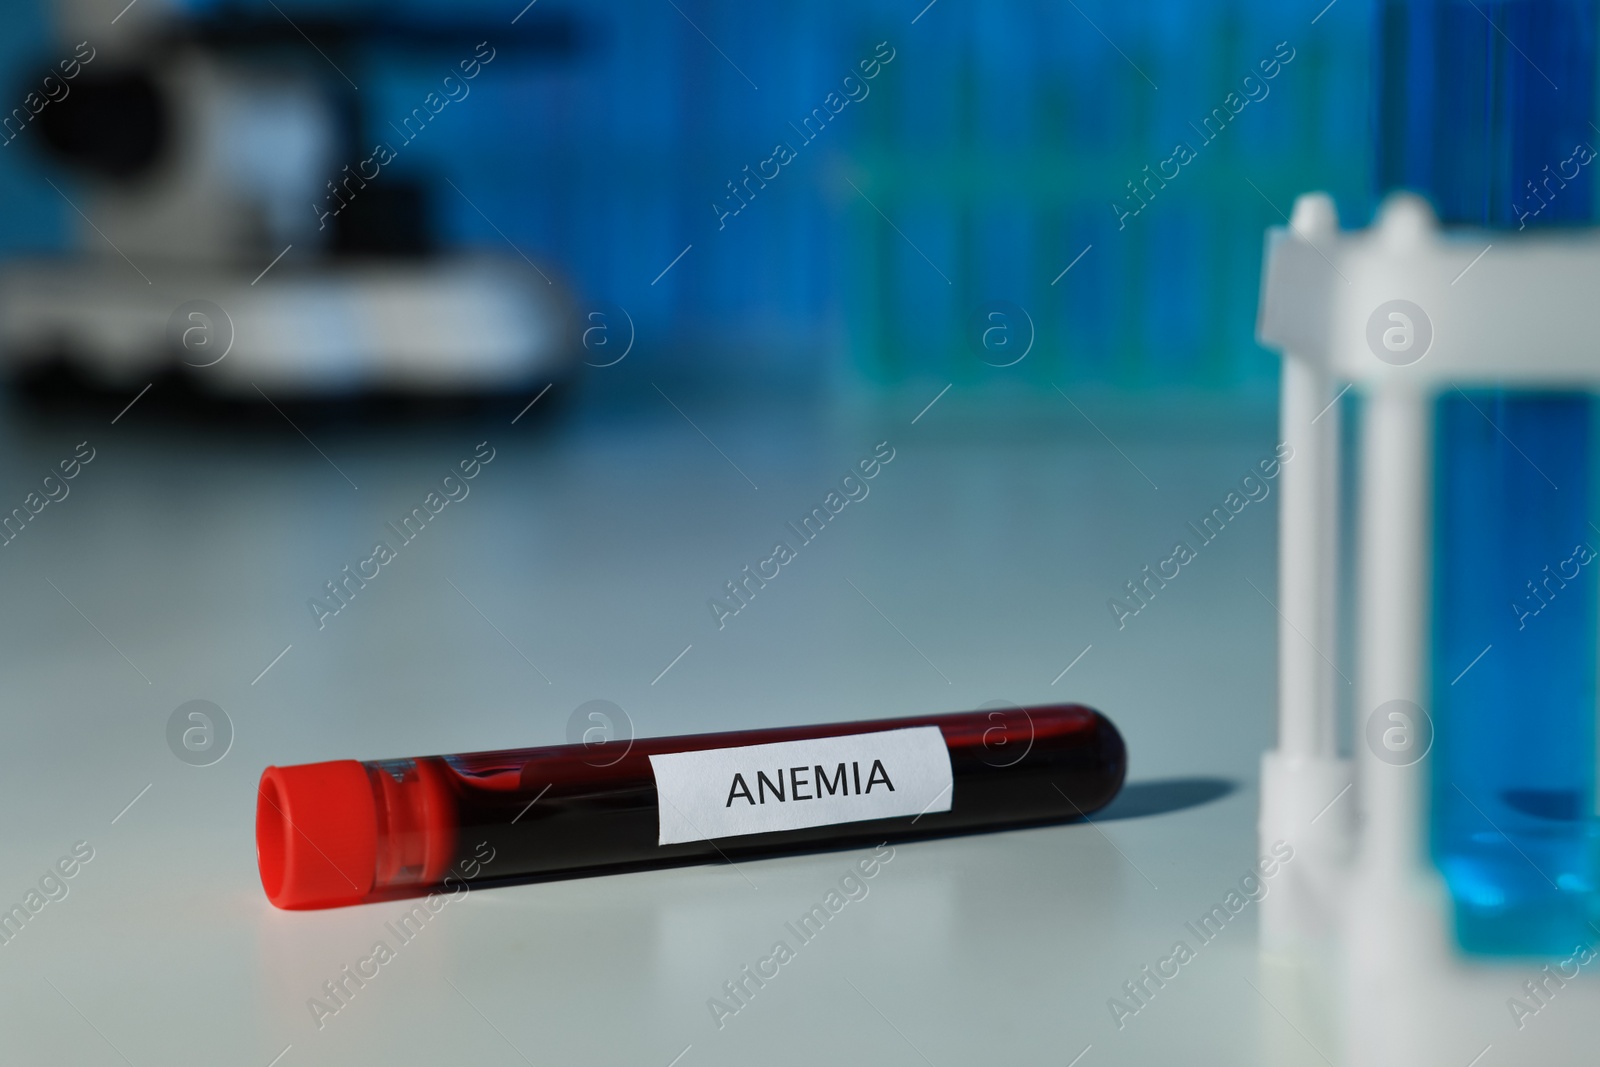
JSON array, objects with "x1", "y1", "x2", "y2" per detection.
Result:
[{"x1": 0, "y1": 0, "x2": 1375, "y2": 402}]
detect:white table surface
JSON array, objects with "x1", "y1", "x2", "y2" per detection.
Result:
[{"x1": 0, "y1": 386, "x2": 1589, "y2": 1066}]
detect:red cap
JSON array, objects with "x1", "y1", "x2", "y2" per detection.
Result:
[{"x1": 256, "y1": 761, "x2": 377, "y2": 910}]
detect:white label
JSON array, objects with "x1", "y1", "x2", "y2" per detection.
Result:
[{"x1": 648, "y1": 726, "x2": 954, "y2": 846}]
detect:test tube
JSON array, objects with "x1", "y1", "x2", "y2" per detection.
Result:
[
  {"x1": 1375, "y1": 0, "x2": 1599, "y2": 952},
  {"x1": 256, "y1": 703, "x2": 1126, "y2": 909}
]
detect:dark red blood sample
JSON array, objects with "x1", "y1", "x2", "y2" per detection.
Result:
[{"x1": 257, "y1": 703, "x2": 1126, "y2": 909}]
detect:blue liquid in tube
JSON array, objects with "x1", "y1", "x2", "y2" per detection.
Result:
[
  {"x1": 1432, "y1": 395, "x2": 1596, "y2": 953},
  {"x1": 1375, "y1": 0, "x2": 1599, "y2": 953}
]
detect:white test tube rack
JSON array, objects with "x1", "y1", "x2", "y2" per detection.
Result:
[{"x1": 1255, "y1": 191, "x2": 1600, "y2": 1066}]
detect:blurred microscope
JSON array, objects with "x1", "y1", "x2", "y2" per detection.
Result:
[{"x1": 0, "y1": 0, "x2": 580, "y2": 403}]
